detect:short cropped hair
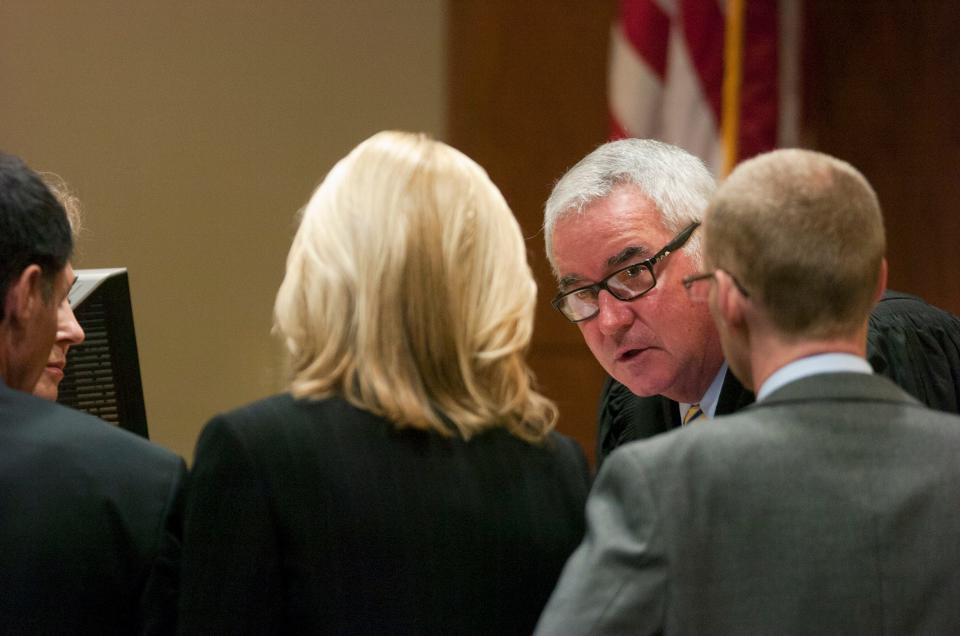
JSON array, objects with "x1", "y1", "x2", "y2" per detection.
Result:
[
  {"x1": 274, "y1": 131, "x2": 557, "y2": 442},
  {"x1": 543, "y1": 138, "x2": 715, "y2": 271},
  {"x1": 704, "y1": 149, "x2": 886, "y2": 339},
  {"x1": 0, "y1": 153, "x2": 73, "y2": 321}
]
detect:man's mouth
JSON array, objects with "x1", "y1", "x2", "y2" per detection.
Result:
[{"x1": 617, "y1": 348, "x2": 645, "y2": 361}]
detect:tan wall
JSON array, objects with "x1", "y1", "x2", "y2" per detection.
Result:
[{"x1": 0, "y1": 1, "x2": 447, "y2": 460}]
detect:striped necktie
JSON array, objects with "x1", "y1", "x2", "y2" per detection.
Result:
[{"x1": 683, "y1": 403, "x2": 704, "y2": 426}]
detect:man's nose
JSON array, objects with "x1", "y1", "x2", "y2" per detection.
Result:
[
  {"x1": 595, "y1": 290, "x2": 634, "y2": 335},
  {"x1": 60, "y1": 304, "x2": 85, "y2": 345}
]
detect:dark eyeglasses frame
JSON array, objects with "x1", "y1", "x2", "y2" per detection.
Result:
[
  {"x1": 552, "y1": 221, "x2": 701, "y2": 323},
  {"x1": 681, "y1": 269, "x2": 751, "y2": 298}
]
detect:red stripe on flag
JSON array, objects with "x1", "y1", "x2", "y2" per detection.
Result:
[
  {"x1": 738, "y1": 0, "x2": 779, "y2": 161},
  {"x1": 620, "y1": 0, "x2": 670, "y2": 80},
  {"x1": 679, "y1": 0, "x2": 725, "y2": 128}
]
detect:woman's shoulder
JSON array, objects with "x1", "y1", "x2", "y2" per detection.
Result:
[
  {"x1": 472, "y1": 428, "x2": 591, "y2": 485},
  {"x1": 541, "y1": 429, "x2": 587, "y2": 459},
  {"x1": 214, "y1": 393, "x2": 370, "y2": 424},
  {"x1": 542, "y1": 430, "x2": 591, "y2": 479},
  {"x1": 203, "y1": 393, "x2": 384, "y2": 442}
]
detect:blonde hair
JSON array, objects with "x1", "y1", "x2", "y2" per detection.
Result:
[
  {"x1": 40, "y1": 172, "x2": 83, "y2": 238},
  {"x1": 705, "y1": 149, "x2": 886, "y2": 339},
  {"x1": 274, "y1": 131, "x2": 557, "y2": 442}
]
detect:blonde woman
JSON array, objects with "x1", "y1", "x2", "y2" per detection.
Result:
[{"x1": 178, "y1": 132, "x2": 590, "y2": 634}]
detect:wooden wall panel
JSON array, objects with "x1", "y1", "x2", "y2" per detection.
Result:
[
  {"x1": 447, "y1": 1, "x2": 617, "y2": 462},
  {"x1": 803, "y1": 1, "x2": 960, "y2": 314}
]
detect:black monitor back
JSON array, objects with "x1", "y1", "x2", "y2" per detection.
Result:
[{"x1": 56, "y1": 268, "x2": 149, "y2": 438}]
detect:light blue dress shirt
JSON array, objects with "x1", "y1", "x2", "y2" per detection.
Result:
[{"x1": 756, "y1": 353, "x2": 873, "y2": 402}]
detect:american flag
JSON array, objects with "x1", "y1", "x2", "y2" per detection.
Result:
[{"x1": 609, "y1": 0, "x2": 801, "y2": 176}]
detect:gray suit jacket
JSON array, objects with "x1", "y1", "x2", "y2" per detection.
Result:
[{"x1": 536, "y1": 373, "x2": 960, "y2": 635}]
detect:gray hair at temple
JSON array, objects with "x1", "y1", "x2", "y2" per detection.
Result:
[{"x1": 543, "y1": 138, "x2": 715, "y2": 273}]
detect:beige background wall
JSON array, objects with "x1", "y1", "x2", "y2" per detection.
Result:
[{"x1": 0, "y1": 1, "x2": 447, "y2": 460}]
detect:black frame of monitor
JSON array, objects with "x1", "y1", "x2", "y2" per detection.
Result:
[{"x1": 56, "y1": 268, "x2": 150, "y2": 438}]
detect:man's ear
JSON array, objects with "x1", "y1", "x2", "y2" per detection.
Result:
[
  {"x1": 713, "y1": 269, "x2": 747, "y2": 330},
  {"x1": 4, "y1": 265, "x2": 47, "y2": 326}
]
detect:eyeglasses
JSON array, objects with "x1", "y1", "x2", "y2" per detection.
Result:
[
  {"x1": 552, "y1": 221, "x2": 700, "y2": 323},
  {"x1": 682, "y1": 269, "x2": 751, "y2": 303}
]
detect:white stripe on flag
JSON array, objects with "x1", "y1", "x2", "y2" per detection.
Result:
[
  {"x1": 609, "y1": 23, "x2": 664, "y2": 140},
  {"x1": 609, "y1": 0, "x2": 799, "y2": 176},
  {"x1": 661, "y1": 27, "x2": 723, "y2": 175}
]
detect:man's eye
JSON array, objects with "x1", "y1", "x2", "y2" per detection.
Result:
[
  {"x1": 573, "y1": 289, "x2": 596, "y2": 301},
  {"x1": 619, "y1": 264, "x2": 643, "y2": 279}
]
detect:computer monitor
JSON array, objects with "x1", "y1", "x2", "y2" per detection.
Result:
[{"x1": 56, "y1": 268, "x2": 150, "y2": 438}]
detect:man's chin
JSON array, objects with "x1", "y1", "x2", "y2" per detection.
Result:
[
  {"x1": 610, "y1": 369, "x2": 675, "y2": 398},
  {"x1": 606, "y1": 354, "x2": 676, "y2": 398},
  {"x1": 619, "y1": 380, "x2": 668, "y2": 398}
]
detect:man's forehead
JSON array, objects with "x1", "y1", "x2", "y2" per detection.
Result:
[
  {"x1": 552, "y1": 193, "x2": 668, "y2": 286},
  {"x1": 559, "y1": 187, "x2": 666, "y2": 237}
]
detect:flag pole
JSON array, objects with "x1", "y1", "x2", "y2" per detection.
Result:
[{"x1": 722, "y1": 0, "x2": 746, "y2": 176}]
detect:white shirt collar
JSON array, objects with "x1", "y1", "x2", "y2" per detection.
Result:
[{"x1": 756, "y1": 353, "x2": 873, "y2": 402}]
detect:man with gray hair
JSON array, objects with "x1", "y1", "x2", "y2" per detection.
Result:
[
  {"x1": 535, "y1": 148, "x2": 960, "y2": 634},
  {"x1": 546, "y1": 138, "x2": 960, "y2": 465},
  {"x1": 546, "y1": 139, "x2": 751, "y2": 461}
]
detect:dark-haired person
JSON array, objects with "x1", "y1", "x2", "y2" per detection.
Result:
[
  {"x1": 536, "y1": 149, "x2": 960, "y2": 634},
  {"x1": 0, "y1": 152, "x2": 185, "y2": 634}
]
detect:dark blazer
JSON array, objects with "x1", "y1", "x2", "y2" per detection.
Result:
[
  {"x1": 536, "y1": 373, "x2": 960, "y2": 634},
  {"x1": 596, "y1": 290, "x2": 960, "y2": 465},
  {"x1": 178, "y1": 394, "x2": 592, "y2": 635},
  {"x1": 0, "y1": 382, "x2": 187, "y2": 635}
]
